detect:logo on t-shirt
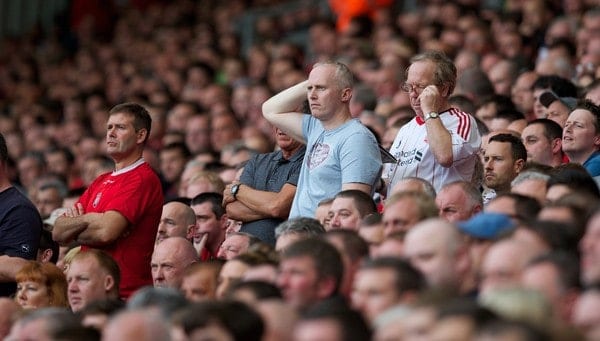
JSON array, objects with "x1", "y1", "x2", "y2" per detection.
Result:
[
  {"x1": 307, "y1": 143, "x2": 330, "y2": 169},
  {"x1": 93, "y1": 192, "x2": 102, "y2": 208},
  {"x1": 20, "y1": 244, "x2": 30, "y2": 254}
]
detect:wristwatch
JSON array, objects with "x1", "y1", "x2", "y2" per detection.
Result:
[
  {"x1": 231, "y1": 184, "x2": 240, "y2": 199},
  {"x1": 424, "y1": 111, "x2": 439, "y2": 121}
]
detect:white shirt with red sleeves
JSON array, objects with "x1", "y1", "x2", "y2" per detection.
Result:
[{"x1": 385, "y1": 108, "x2": 481, "y2": 192}]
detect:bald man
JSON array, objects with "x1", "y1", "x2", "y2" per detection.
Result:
[
  {"x1": 155, "y1": 201, "x2": 196, "y2": 244},
  {"x1": 403, "y1": 218, "x2": 475, "y2": 295},
  {"x1": 151, "y1": 237, "x2": 198, "y2": 289}
]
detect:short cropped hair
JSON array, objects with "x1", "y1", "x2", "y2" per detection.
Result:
[
  {"x1": 109, "y1": 103, "x2": 152, "y2": 143},
  {"x1": 71, "y1": 249, "x2": 120, "y2": 296},
  {"x1": 191, "y1": 192, "x2": 226, "y2": 218},
  {"x1": 313, "y1": 61, "x2": 354, "y2": 90},
  {"x1": 280, "y1": 237, "x2": 343, "y2": 295},
  {"x1": 488, "y1": 133, "x2": 527, "y2": 163},
  {"x1": 333, "y1": 190, "x2": 377, "y2": 218}
]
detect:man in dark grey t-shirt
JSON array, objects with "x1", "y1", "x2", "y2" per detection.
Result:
[{"x1": 223, "y1": 128, "x2": 305, "y2": 245}]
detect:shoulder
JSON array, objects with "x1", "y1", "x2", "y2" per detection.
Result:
[{"x1": 1, "y1": 188, "x2": 36, "y2": 209}]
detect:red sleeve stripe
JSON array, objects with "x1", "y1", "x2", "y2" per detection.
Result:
[{"x1": 450, "y1": 108, "x2": 471, "y2": 140}]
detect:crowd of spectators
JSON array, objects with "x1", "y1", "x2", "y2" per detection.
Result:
[{"x1": 1, "y1": 0, "x2": 600, "y2": 339}]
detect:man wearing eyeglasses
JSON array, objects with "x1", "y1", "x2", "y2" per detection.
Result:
[{"x1": 385, "y1": 51, "x2": 481, "y2": 193}]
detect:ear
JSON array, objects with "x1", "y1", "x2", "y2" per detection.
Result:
[
  {"x1": 136, "y1": 128, "x2": 148, "y2": 144},
  {"x1": 186, "y1": 224, "x2": 195, "y2": 240},
  {"x1": 41, "y1": 249, "x2": 53, "y2": 263},
  {"x1": 471, "y1": 204, "x2": 483, "y2": 216},
  {"x1": 440, "y1": 84, "x2": 451, "y2": 97},
  {"x1": 514, "y1": 158, "x2": 525, "y2": 173},
  {"x1": 594, "y1": 135, "x2": 600, "y2": 147},
  {"x1": 340, "y1": 88, "x2": 352, "y2": 103},
  {"x1": 316, "y1": 276, "x2": 337, "y2": 299},
  {"x1": 219, "y1": 214, "x2": 229, "y2": 230},
  {"x1": 551, "y1": 137, "x2": 562, "y2": 154},
  {"x1": 104, "y1": 275, "x2": 115, "y2": 292}
]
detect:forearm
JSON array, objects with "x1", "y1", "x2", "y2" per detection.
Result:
[
  {"x1": 76, "y1": 212, "x2": 119, "y2": 246},
  {"x1": 263, "y1": 80, "x2": 309, "y2": 117},
  {"x1": 225, "y1": 201, "x2": 265, "y2": 222},
  {"x1": 52, "y1": 216, "x2": 89, "y2": 245},
  {"x1": 425, "y1": 119, "x2": 453, "y2": 167},
  {"x1": 236, "y1": 184, "x2": 293, "y2": 219},
  {"x1": 0, "y1": 256, "x2": 28, "y2": 281},
  {"x1": 419, "y1": 87, "x2": 453, "y2": 167},
  {"x1": 53, "y1": 212, "x2": 125, "y2": 247},
  {"x1": 262, "y1": 80, "x2": 308, "y2": 142},
  {"x1": 342, "y1": 182, "x2": 373, "y2": 195}
]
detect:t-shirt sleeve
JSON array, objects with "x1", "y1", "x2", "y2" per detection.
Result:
[
  {"x1": 302, "y1": 115, "x2": 316, "y2": 141},
  {"x1": 239, "y1": 156, "x2": 257, "y2": 186},
  {"x1": 339, "y1": 130, "x2": 382, "y2": 186},
  {"x1": 0, "y1": 205, "x2": 41, "y2": 259},
  {"x1": 451, "y1": 115, "x2": 482, "y2": 162},
  {"x1": 285, "y1": 156, "x2": 304, "y2": 186}
]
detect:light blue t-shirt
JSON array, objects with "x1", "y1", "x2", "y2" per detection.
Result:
[{"x1": 289, "y1": 115, "x2": 382, "y2": 218}]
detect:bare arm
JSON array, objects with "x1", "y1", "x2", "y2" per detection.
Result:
[
  {"x1": 262, "y1": 80, "x2": 309, "y2": 142},
  {"x1": 224, "y1": 183, "x2": 296, "y2": 220},
  {"x1": 342, "y1": 182, "x2": 373, "y2": 195},
  {"x1": 225, "y1": 201, "x2": 264, "y2": 222},
  {"x1": 420, "y1": 85, "x2": 453, "y2": 167},
  {"x1": 53, "y1": 205, "x2": 129, "y2": 246},
  {"x1": 0, "y1": 256, "x2": 28, "y2": 281}
]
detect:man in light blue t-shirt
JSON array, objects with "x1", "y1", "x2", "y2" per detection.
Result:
[{"x1": 263, "y1": 62, "x2": 382, "y2": 218}]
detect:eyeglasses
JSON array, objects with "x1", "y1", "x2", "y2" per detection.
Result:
[{"x1": 401, "y1": 83, "x2": 428, "y2": 94}]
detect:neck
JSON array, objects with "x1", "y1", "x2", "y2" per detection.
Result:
[
  {"x1": 321, "y1": 110, "x2": 352, "y2": 130},
  {"x1": 0, "y1": 179, "x2": 12, "y2": 193},
  {"x1": 113, "y1": 151, "x2": 144, "y2": 171},
  {"x1": 208, "y1": 230, "x2": 226, "y2": 255},
  {"x1": 281, "y1": 145, "x2": 302, "y2": 160},
  {"x1": 551, "y1": 155, "x2": 564, "y2": 167},
  {"x1": 566, "y1": 149, "x2": 597, "y2": 165}
]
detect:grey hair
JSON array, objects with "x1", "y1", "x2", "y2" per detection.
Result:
[
  {"x1": 274, "y1": 217, "x2": 325, "y2": 238},
  {"x1": 511, "y1": 171, "x2": 550, "y2": 188}
]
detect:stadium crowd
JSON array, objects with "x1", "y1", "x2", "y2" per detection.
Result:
[{"x1": 1, "y1": 0, "x2": 600, "y2": 339}]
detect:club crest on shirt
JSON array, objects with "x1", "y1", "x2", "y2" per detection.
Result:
[
  {"x1": 20, "y1": 244, "x2": 30, "y2": 254},
  {"x1": 93, "y1": 192, "x2": 102, "y2": 208},
  {"x1": 308, "y1": 143, "x2": 330, "y2": 170}
]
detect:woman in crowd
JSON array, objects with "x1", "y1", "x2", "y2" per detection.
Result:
[{"x1": 14, "y1": 261, "x2": 68, "y2": 309}]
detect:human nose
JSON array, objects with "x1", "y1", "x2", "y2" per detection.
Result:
[
  {"x1": 154, "y1": 267, "x2": 164, "y2": 280},
  {"x1": 330, "y1": 214, "x2": 341, "y2": 228},
  {"x1": 217, "y1": 246, "x2": 226, "y2": 259},
  {"x1": 16, "y1": 287, "x2": 26, "y2": 300},
  {"x1": 277, "y1": 272, "x2": 288, "y2": 288},
  {"x1": 484, "y1": 158, "x2": 493, "y2": 170}
]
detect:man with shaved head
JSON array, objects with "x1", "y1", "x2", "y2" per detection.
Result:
[
  {"x1": 403, "y1": 218, "x2": 475, "y2": 295},
  {"x1": 151, "y1": 237, "x2": 199, "y2": 289},
  {"x1": 155, "y1": 200, "x2": 196, "y2": 244}
]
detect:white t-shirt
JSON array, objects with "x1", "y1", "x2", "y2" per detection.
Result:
[{"x1": 385, "y1": 108, "x2": 481, "y2": 192}]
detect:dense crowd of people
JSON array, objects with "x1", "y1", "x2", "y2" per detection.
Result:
[{"x1": 1, "y1": 0, "x2": 600, "y2": 339}]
